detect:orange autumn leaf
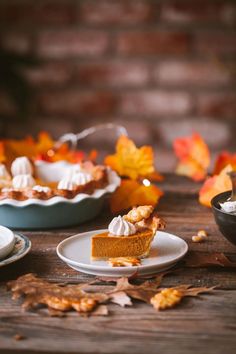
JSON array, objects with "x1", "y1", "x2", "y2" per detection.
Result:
[
  {"x1": 213, "y1": 151, "x2": 236, "y2": 174},
  {"x1": 199, "y1": 165, "x2": 233, "y2": 207},
  {"x1": 104, "y1": 135, "x2": 163, "y2": 181},
  {"x1": 0, "y1": 132, "x2": 92, "y2": 165},
  {"x1": 110, "y1": 179, "x2": 163, "y2": 214},
  {"x1": 173, "y1": 133, "x2": 210, "y2": 182}
]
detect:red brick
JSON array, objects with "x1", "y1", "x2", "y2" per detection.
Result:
[
  {"x1": 155, "y1": 60, "x2": 232, "y2": 86},
  {"x1": 37, "y1": 31, "x2": 110, "y2": 58},
  {"x1": 119, "y1": 90, "x2": 193, "y2": 116},
  {"x1": 0, "y1": 32, "x2": 32, "y2": 54},
  {"x1": 0, "y1": 1, "x2": 77, "y2": 26},
  {"x1": 38, "y1": 90, "x2": 117, "y2": 116},
  {"x1": 160, "y1": 0, "x2": 236, "y2": 25},
  {"x1": 80, "y1": 0, "x2": 156, "y2": 25},
  {"x1": 195, "y1": 31, "x2": 236, "y2": 55},
  {"x1": 76, "y1": 61, "x2": 150, "y2": 87},
  {"x1": 0, "y1": 91, "x2": 16, "y2": 115},
  {"x1": 23, "y1": 63, "x2": 73, "y2": 87},
  {"x1": 197, "y1": 92, "x2": 236, "y2": 118},
  {"x1": 117, "y1": 31, "x2": 190, "y2": 55},
  {"x1": 157, "y1": 118, "x2": 230, "y2": 149}
]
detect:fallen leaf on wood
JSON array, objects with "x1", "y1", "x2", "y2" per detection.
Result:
[
  {"x1": 185, "y1": 252, "x2": 236, "y2": 268},
  {"x1": 90, "y1": 305, "x2": 109, "y2": 316},
  {"x1": 7, "y1": 274, "x2": 109, "y2": 316},
  {"x1": 151, "y1": 285, "x2": 215, "y2": 310},
  {"x1": 107, "y1": 275, "x2": 166, "y2": 303},
  {"x1": 109, "y1": 291, "x2": 133, "y2": 307}
]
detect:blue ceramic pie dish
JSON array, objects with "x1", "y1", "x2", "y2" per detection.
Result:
[{"x1": 0, "y1": 169, "x2": 120, "y2": 230}]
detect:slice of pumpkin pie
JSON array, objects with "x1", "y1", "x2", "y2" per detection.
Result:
[{"x1": 91, "y1": 205, "x2": 165, "y2": 261}]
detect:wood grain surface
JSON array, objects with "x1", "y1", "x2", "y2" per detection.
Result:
[{"x1": 0, "y1": 174, "x2": 236, "y2": 354}]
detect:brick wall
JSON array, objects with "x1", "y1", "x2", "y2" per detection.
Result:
[{"x1": 0, "y1": 0, "x2": 236, "y2": 170}]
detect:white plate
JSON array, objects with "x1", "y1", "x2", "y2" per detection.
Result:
[
  {"x1": 0, "y1": 233, "x2": 31, "y2": 267},
  {"x1": 57, "y1": 230, "x2": 188, "y2": 277},
  {"x1": 0, "y1": 225, "x2": 15, "y2": 259}
]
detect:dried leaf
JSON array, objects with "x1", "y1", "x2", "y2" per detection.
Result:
[
  {"x1": 104, "y1": 135, "x2": 163, "y2": 181},
  {"x1": 199, "y1": 165, "x2": 233, "y2": 207},
  {"x1": 109, "y1": 291, "x2": 133, "y2": 307},
  {"x1": 185, "y1": 252, "x2": 236, "y2": 268},
  {"x1": 7, "y1": 274, "x2": 108, "y2": 315},
  {"x1": 108, "y1": 275, "x2": 166, "y2": 303},
  {"x1": 110, "y1": 179, "x2": 163, "y2": 214},
  {"x1": 173, "y1": 133, "x2": 210, "y2": 181},
  {"x1": 214, "y1": 151, "x2": 236, "y2": 174},
  {"x1": 90, "y1": 305, "x2": 109, "y2": 316}
]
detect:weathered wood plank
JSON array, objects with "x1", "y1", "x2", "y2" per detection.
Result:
[{"x1": 0, "y1": 174, "x2": 236, "y2": 354}]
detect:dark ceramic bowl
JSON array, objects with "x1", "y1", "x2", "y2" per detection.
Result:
[{"x1": 211, "y1": 191, "x2": 236, "y2": 246}]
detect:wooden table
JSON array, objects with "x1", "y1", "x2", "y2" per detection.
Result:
[{"x1": 1, "y1": 174, "x2": 236, "y2": 354}]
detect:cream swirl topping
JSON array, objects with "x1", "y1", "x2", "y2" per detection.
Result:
[
  {"x1": 57, "y1": 177, "x2": 76, "y2": 191},
  {"x1": 220, "y1": 201, "x2": 236, "y2": 214},
  {"x1": 11, "y1": 156, "x2": 33, "y2": 176},
  {"x1": 33, "y1": 185, "x2": 51, "y2": 193},
  {"x1": 12, "y1": 174, "x2": 36, "y2": 190},
  {"x1": 72, "y1": 172, "x2": 92, "y2": 186},
  {"x1": 108, "y1": 215, "x2": 136, "y2": 236}
]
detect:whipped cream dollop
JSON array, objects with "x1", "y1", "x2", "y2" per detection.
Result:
[
  {"x1": 11, "y1": 156, "x2": 33, "y2": 176},
  {"x1": 57, "y1": 177, "x2": 76, "y2": 191},
  {"x1": 108, "y1": 215, "x2": 136, "y2": 236},
  {"x1": 65, "y1": 164, "x2": 83, "y2": 178},
  {"x1": 72, "y1": 172, "x2": 92, "y2": 186},
  {"x1": 0, "y1": 163, "x2": 11, "y2": 180},
  {"x1": 33, "y1": 185, "x2": 51, "y2": 193},
  {"x1": 12, "y1": 174, "x2": 36, "y2": 190},
  {"x1": 220, "y1": 201, "x2": 236, "y2": 214}
]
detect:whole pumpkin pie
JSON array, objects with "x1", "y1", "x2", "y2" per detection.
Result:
[{"x1": 91, "y1": 206, "x2": 165, "y2": 261}]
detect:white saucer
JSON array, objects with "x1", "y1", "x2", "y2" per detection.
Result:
[
  {"x1": 57, "y1": 230, "x2": 188, "y2": 277},
  {"x1": 0, "y1": 225, "x2": 15, "y2": 260},
  {"x1": 0, "y1": 233, "x2": 31, "y2": 267}
]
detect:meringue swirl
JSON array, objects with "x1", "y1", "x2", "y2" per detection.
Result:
[
  {"x1": 11, "y1": 156, "x2": 33, "y2": 176},
  {"x1": 57, "y1": 177, "x2": 76, "y2": 191},
  {"x1": 12, "y1": 174, "x2": 36, "y2": 190},
  {"x1": 108, "y1": 215, "x2": 136, "y2": 236},
  {"x1": 33, "y1": 185, "x2": 51, "y2": 193},
  {"x1": 72, "y1": 172, "x2": 92, "y2": 186}
]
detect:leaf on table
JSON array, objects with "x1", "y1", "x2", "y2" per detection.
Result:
[
  {"x1": 150, "y1": 285, "x2": 215, "y2": 311},
  {"x1": 214, "y1": 151, "x2": 236, "y2": 174},
  {"x1": 107, "y1": 274, "x2": 167, "y2": 303},
  {"x1": 173, "y1": 133, "x2": 210, "y2": 181},
  {"x1": 7, "y1": 274, "x2": 109, "y2": 316},
  {"x1": 104, "y1": 135, "x2": 163, "y2": 181},
  {"x1": 199, "y1": 165, "x2": 233, "y2": 207},
  {"x1": 110, "y1": 179, "x2": 163, "y2": 214},
  {"x1": 185, "y1": 251, "x2": 236, "y2": 268},
  {"x1": 109, "y1": 291, "x2": 133, "y2": 307}
]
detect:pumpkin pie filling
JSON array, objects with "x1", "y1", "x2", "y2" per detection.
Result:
[{"x1": 91, "y1": 206, "x2": 165, "y2": 261}]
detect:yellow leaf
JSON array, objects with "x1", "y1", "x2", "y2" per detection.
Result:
[
  {"x1": 110, "y1": 179, "x2": 163, "y2": 214},
  {"x1": 105, "y1": 135, "x2": 163, "y2": 181}
]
